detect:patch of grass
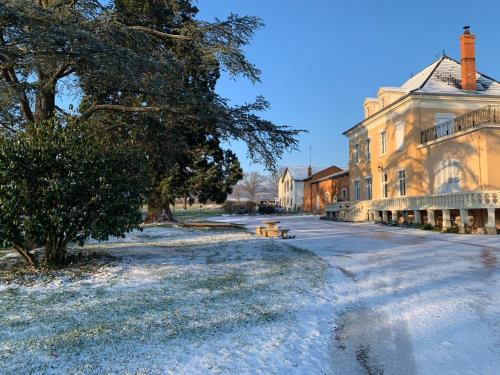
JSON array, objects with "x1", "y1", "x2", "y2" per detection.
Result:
[
  {"x1": 0, "y1": 250, "x2": 116, "y2": 286},
  {"x1": 0, "y1": 237, "x2": 329, "y2": 374},
  {"x1": 171, "y1": 208, "x2": 223, "y2": 223},
  {"x1": 193, "y1": 272, "x2": 245, "y2": 292}
]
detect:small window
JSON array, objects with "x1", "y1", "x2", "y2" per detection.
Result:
[
  {"x1": 365, "y1": 139, "x2": 371, "y2": 161},
  {"x1": 325, "y1": 192, "x2": 331, "y2": 203},
  {"x1": 365, "y1": 177, "x2": 372, "y2": 200},
  {"x1": 381, "y1": 172, "x2": 388, "y2": 198},
  {"x1": 354, "y1": 180, "x2": 361, "y2": 200},
  {"x1": 354, "y1": 143, "x2": 360, "y2": 164},
  {"x1": 341, "y1": 188, "x2": 348, "y2": 200},
  {"x1": 398, "y1": 170, "x2": 406, "y2": 197},
  {"x1": 380, "y1": 131, "x2": 387, "y2": 155}
]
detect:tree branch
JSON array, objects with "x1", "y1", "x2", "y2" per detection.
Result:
[
  {"x1": 128, "y1": 26, "x2": 191, "y2": 41},
  {"x1": 79, "y1": 102, "x2": 200, "y2": 122},
  {"x1": 44, "y1": 63, "x2": 74, "y2": 89},
  {"x1": 1, "y1": 67, "x2": 34, "y2": 123},
  {"x1": 0, "y1": 122, "x2": 17, "y2": 133},
  {"x1": 80, "y1": 103, "x2": 162, "y2": 121}
]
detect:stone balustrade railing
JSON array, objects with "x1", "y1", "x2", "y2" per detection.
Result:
[{"x1": 327, "y1": 191, "x2": 500, "y2": 214}]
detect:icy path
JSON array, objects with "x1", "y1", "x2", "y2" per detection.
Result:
[{"x1": 213, "y1": 215, "x2": 500, "y2": 375}]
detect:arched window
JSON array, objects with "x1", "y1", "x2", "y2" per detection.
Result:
[
  {"x1": 435, "y1": 158, "x2": 462, "y2": 194},
  {"x1": 325, "y1": 192, "x2": 331, "y2": 204}
]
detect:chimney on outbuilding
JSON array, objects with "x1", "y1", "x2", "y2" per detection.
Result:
[
  {"x1": 460, "y1": 26, "x2": 477, "y2": 91},
  {"x1": 307, "y1": 165, "x2": 312, "y2": 178}
]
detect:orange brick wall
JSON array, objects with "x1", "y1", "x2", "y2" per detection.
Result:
[{"x1": 304, "y1": 173, "x2": 350, "y2": 214}]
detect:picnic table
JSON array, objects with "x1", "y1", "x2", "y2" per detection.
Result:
[{"x1": 256, "y1": 221, "x2": 293, "y2": 239}]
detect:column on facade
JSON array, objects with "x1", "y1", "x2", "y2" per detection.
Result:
[
  {"x1": 382, "y1": 211, "x2": 388, "y2": 222},
  {"x1": 391, "y1": 210, "x2": 398, "y2": 223},
  {"x1": 427, "y1": 209, "x2": 435, "y2": 227},
  {"x1": 414, "y1": 210, "x2": 421, "y2": 224},
  {"x1": 442, "y1": 209, "x2": 451, "y2": 230},
  {"x1": 486, "y1": 208, "x2": 497, "y2": 235},
  {"x1": 459, "y1": 209, "x2": 469, "y2": 234}
]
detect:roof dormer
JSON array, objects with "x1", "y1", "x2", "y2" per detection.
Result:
[
  {"x1": 363, "y1": 98, "x2": 380, "y2": 118},
  {"x1": 377, "y1": 87, "x2": 406, "y2": 109}
]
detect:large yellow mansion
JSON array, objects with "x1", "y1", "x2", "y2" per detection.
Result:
[{"x1": 326, "y1": 27, "x2": 500, "y2": 234}]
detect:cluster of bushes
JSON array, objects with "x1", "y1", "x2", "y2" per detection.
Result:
[
  {"x1": 257, "y1": 204, "x2": 276, "y2": 215},
  {"x1": 222, "y1": 201, "x2": 256, "y2": 214},
  {"x1": 0, "y1": 121, "x2": 149, "y2": 268}
]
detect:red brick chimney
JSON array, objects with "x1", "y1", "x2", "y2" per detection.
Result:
[{"x1": 460, "y1": 26, "x2": 477, "y2": 91}]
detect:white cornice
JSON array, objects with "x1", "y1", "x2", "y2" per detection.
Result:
[{"x1": 345, "y1": 93, "x2": 500, "y2": 139}]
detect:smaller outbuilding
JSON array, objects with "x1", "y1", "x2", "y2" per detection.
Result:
[{"x1": 303, "y1": 167, "x2": 350, "y2": 214}]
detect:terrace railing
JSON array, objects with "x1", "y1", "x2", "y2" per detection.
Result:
[{"x1": 420, "y1": 105, "x2": 500, "y2": 144}]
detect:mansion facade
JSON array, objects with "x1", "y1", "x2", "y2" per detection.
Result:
[{"x1": 324, "y1": 27, "x2": 499, "y2": 234}]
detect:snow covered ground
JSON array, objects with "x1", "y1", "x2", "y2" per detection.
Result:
[
  {"x1": 1, "y1": 217, "x2": 499, "y2": 374},
  {"x1": 212, "y1": 215, "x2": 500, "y2": 374},
  {"x1": 0, "y1": 225, "x2": 336, "y2": 374}
]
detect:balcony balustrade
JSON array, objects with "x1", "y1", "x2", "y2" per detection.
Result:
[{"x1": 421, "y1": 105, "x2": 500, "y2": 143}]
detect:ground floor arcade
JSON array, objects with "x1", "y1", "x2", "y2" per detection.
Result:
[
  {"x1": 367, "y1": 208, "x2": 499, "y2": 234},
  {"x1": 326, "y1": 191, "x2": 500, "y2": 235}
]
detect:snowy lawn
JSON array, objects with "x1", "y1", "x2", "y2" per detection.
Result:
[
  {"x1": 213, "y1": 215, "x2": 500, "y2": 375},
  {"x1": 2, "y1": 216, "x2": 499, "y2": 374},
  {"x1": 0, "y1": 226, "x2": 335, "y2": 374}
]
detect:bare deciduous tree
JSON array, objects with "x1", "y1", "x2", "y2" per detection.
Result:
[{"x1": 241, "y1": 172, "x2": 265, "y2": 203}]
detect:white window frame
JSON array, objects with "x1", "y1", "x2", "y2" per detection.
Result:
[
  {"x1": 397, "y1": 169, "x2": 406, "y2": 197},
  {"x1": 379, "y1": 130, "x2": 387, "y2": 155},
  {"x1": 381, "y1": 172, "x2": 388, "y2": 198},
  {"x1": 365, "y1": 176, "x2": 372, "y2": 200}
]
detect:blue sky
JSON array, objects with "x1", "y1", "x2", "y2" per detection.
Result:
[{"x1": 197, "y1": 0, "x2": 500, "y2": 172}]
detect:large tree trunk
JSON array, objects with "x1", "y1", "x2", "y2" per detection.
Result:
[
  {"x1": 145, "y1": 204, "x2": 176, "y2": 223},
  {"x1": 13, "y1": 245, "x2": 38, "y2": 268},
  {"x1": 44, "y1": 235, "x2": 68, "y2": 267},
  {"x1": 34, "y1": 86, "x2": 56, "y2": 122}
]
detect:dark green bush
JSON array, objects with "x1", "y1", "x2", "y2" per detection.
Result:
[
  {"x1": 222, "y1": 201, "x2": 256, "y2": 214},
  {"x1": 257, "y1": 204, "x2": 276, "y2": 215},
  {"x1": 422, "y1": 223, "x2": 432, "y2": 231},
  {"x1": 0, "y1": 120, "x2": 149, "y2": 267}
]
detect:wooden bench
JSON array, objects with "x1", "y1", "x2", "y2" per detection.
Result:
[{"x1": 280, "y1": 229, "x2": 295, "y2": 239}]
